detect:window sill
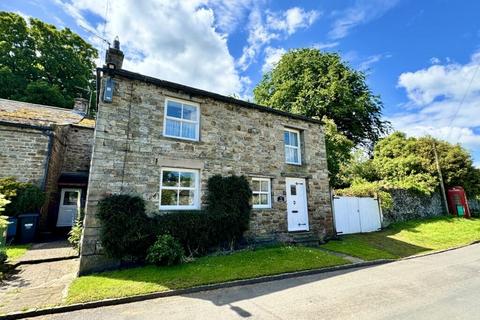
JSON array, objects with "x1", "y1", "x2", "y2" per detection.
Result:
[{"x1": 160, "y1": 135, "x2": 203, "y2": 144}]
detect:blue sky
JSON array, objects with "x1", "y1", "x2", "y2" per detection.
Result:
[{"x1": 2, "y1": 0, "x2": 480, "y2": 165}]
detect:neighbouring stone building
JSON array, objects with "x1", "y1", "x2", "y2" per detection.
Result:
[
  {"x1": 79, "y1": 42, "x2": 332, "y2": 274},
  {"x1": 0, "y1": 98, "x2": 95, "y2": 236}
]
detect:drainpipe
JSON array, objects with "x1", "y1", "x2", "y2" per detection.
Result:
[{"x1": 40, "y1": 130, "x2": 54, "y2": 191}]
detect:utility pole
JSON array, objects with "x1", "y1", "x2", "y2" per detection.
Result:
[{"x1": 432, "y1": 140, "x2": 449, "y2": 215}]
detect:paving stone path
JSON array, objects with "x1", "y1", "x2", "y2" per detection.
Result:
[
  {"x1": 0, "y1": 241, "x2": 79, "y2": 315},
  {"x1": 17, "y1": 241, "x2": 78, "y2": 263}
]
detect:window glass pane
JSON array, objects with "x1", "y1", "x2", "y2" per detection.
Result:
[
  {"x1": 181, "y1": 122, "x2": 197, "y2": 139},
  {"x1": 167, "y1": 101, "x2": 182, "y2": 118},
  {"x1": 252, "y1": 194, "x2": 260, "y2": 205},
  {"x1": 260, "y1": 194, "x2": 268, "y2": 205},
  {"x1": 292, "y1": 148, "x2": 299, "y2": 163},
  {"x1": 179, "y1": 190, "x2": 195, "y2": 205},
  {"x1": 161, "y1": 189, "x2": 177, "y2": 206},
  {"x1": 290, "y1": 185, "x2": 297, "y2": 195},
  {"x1": 63, "y1": 191, "x2": 78, "y2": 205},
  {"x1": 289, "y1": 131, "x2": 298, "y2": 146},
  {"x1": 165, "y1": 119, "x2": 181, "y2": 137},
  {"x1": 285, "y1": 146, "x2": 295, "y2": 163},
  {"x1": 182, "y1": 104, "x2": 197, "y2": 121},
  {"x1": 162, "y1": 170, "x2": 179, "y2": 187},
  {"x1": 180, "y1": 172, "x2": 195, "y2": 187},
  {"x1": 260, "y1": 181, "x2": 269, "y2": 192},
  {"x1": 284, "y1": 131, "x2": 290, "y2": 145},
  {"x1": 252, "y1": 180, "x2": 260, "y2": 192}
]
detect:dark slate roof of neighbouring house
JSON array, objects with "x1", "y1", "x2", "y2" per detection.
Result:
[
  {"x1": 0, "y1": 98, "x2": 95, "y2": 129},
  {"x1": 99, "y1": 67, "x2": 324, "y2": 126}
]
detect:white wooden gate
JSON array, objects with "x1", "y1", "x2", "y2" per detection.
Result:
[{"x1": 333, "y1": 196, "x2": 382, "y2": 234}]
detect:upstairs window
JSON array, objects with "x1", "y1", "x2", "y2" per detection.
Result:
[
  {"x1": 163, "y1": 98, "x2": 199, "y2": 141},
  {"x1": 284, "y1": 128, "x2": 301, "y2": 165},
  {"x1": 252, "y1": 178, "x2": 271, "y2": 209}
]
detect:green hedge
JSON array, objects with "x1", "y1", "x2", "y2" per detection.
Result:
[
  {"x1": 97, "y1": 195, "x2": 153, "y2": 261},
  {"x1": 97, "y1": 175, "x2": 252, "y2": 261},
  {"x1": 0, "y1": 178, "x2": 45, "y2": 216}
]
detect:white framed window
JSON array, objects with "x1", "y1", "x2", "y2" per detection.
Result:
[
  {"x1": 160, "y1": 168, "x2": 200, "y2": 210},
  {"x1": 252, "y1": 177, "x2": 271, "y2": 209},
  {"x1": 163, "y1": 98, "x2": 200, "y2": 141},
  {"x1": 284, "y1": 128, "x2": 301, "y2": 165}
]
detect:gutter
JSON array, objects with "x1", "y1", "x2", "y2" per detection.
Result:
[{"x1": 97, "y1": 67, "x2": 324, "y2": 126}]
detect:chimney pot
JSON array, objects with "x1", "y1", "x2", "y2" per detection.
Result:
[
  {"x1": 105, "y1": 36, "x2": 124, "y2": 69},
  {"x1": 113, "y1": 36, "x2": 120, "y2": 50},
  {"x1": 73, "y1": 97, "x2": 88, "y2": 114}
]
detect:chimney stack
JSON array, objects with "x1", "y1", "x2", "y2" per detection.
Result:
[
  {"x1": 73, "y1": 97, "x2": 88, "y2": 114},
  {"x1": 105, "y1": 36, "x2": 124, "y2": 70}
]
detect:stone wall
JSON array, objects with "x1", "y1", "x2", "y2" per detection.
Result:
[
  {"x1": 80, "y1": 74, "x2": 332, "y2": 274},
  {"x1": 61, "y1": 126, "x2": 94, "y2": 173},
  {"x1": 382, "y1": 189, "x2": 444, "y2": 226},
  {"x1": 0, "y1": 124, "x2": 50, "y2": 186},
  {"x1": 40, "y1": 125, "x2": 69, "y2": 230},
  {"x1": 469, "y1": 199, "x2": 479, "y2": 216}
]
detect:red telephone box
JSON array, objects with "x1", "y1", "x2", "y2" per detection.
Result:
[{"x1": 447, "y1": 187, "x2": 471, "y2": 218}]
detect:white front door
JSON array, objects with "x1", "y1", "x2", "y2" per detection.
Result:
[
  {"x1": 286, "y1": 178, "x2": 309, "y2": 231},
  {"x1": 56, "y1": 188, "x2": 81, "y2": 227}
]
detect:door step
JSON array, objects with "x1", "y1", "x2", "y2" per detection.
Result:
[{"x1": 287, "y1": 231, "x2": 319, "y2": 247}]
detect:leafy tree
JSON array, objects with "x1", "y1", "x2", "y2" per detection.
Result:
[
  {"x1": 0, "y1": 12, "x2": 97, "y2": 108},
  {"x1": 347, "y1": 132, "x2": 480, "y2": 197},
  {"x1": 337, "y1": 149, "x2": 380, "y2": 188},
  {"x1": 323, "y1": 117, "x2": 355, "y2": 187},
  {"x1": 253, "y1": 48, "x2": 389, "y2": 148},
  {"x1": 23, "y1": 81, "x2": 67, "y2": 107}
]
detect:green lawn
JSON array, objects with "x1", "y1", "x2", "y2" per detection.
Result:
[
  {"x1": 5, "y1": 244, "x2": 30, "y2": 261},
  {"x1": 322, "y1": 216, "x2": 480, "y2": 260},
  {"x1": 67, "y1": 245, "x2": 348, "y2": 304}
]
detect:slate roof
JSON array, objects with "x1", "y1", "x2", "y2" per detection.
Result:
[
  {"x1": 0, "y1": 98, "x2": 95, "y2": 129},
  {"x1": 100, "y1": 68, "x2": 324, "y2": 125}
]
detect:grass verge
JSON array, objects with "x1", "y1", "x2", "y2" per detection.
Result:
[
  {"x1": 6, "y1": 244, "x2": 31, "y2": 262},
  {"x1": 67, "y1": 245, "x2": 348, "y2": 304},
  {"x1": 322, "y1": 216, "x2": 480, "y2": 260}
]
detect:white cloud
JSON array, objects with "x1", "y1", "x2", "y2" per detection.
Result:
[
  {"x1": 266, "y1": 7, "x2": 320, "y2": 35},
  {"x1": 262, "y1": 47, "x2": 286, "y2": 73},
  {"x1": 237, "y1": 7, "x2": 279, "y2": 71},
  {"x1": 430, "y1": 57, "x2": 441, "y2": 64},
  {"x1": 57, "y1": 0, "x2": 243, "y2": 95},
  {"x1": 206, "y1": 0, "x2": 255, "y2": 34},
  {"x1": 398, "y1": 52, "x2": 480, "y2": 105},
  {"x1": 238, "y1": 6, "x2": 320, "y2": 71},
  {"x1": 329, "y1": 0, "x2": 399, "y2": 39},
  {"x1": 313, "y1": 42, "x2": 339, "y2": 50},
  {"x1": 358, "y1": 53, "x2": 391, "y2": 71},
  {"x1": 390, "y1": 50, "x2": 480, "y2": 157}
]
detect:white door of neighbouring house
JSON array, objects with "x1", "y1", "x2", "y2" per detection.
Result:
[
  {"x1": 286, "y1": 178, "x2": 309, "y2": 231},
  {"x1": 56, "y1": 188, "x2": 81, "y2": 227}
]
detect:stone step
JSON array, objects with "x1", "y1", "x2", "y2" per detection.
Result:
[{"x1": 288, "y1": 232, "x2": 319, "y2": 246}]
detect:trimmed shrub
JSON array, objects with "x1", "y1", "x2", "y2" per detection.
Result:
[
  {"x1": 154, "y1": 175, "x2": 252, "y2": 255},
  {"x1": 0, "y1": 178, "x2": 45, "y2": 216},
  {"x1": 97, "y1": 194, "x2": 153, "y2": 261},
  {"x1": 97, "y1": 175, "x2": 252, "y2": 261},
  {"x1": 146, "y1": 234, "x2": 184, "y2": 266}
]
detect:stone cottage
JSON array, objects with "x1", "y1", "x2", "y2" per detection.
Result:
[
  {"x1": 79, "y1": 43, "x2": 333, "y2": 274},
  {"x1": 0, "y1": 98, "x2": 95, "y2": 237}
]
